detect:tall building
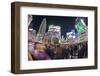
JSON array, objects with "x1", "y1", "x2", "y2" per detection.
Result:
[
  {"x1": 48, "y1": 24, "x2": 61, "y2": 39},
  {"x1": 36, "y1": 18, "x2": 47, "y2": 42},
  {"x1": 66, "y1": 30, "x2": 76, "y2": 44},
  {"x1": 75, "y1": 18, "x2": 88, "y2": 43},
  {"x1": 47, "y1": 25, "x2": 61, "y2": 44},
  {"x1": 28, "y1": 15, "x2": 33, "y2": 26}
]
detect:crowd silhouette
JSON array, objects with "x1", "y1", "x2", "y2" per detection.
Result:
[{"x1": 28, "y1": 30, "x2": 88, "y2": 60}]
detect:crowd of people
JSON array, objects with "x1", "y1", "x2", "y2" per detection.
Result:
[{"x1": 28, "y1": 29, "x2": 88, "y2": 61}]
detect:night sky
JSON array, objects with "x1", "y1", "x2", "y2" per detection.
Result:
[{"x1": 29, "y1": 15, "x2": 87, "y2": 37}]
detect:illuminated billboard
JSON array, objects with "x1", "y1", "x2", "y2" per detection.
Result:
[{"x1": 75, "y1": 19, "x2": 86, "y2": 33}]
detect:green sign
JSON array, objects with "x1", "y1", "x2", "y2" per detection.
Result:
[{"x1": 75, "y1": 19, "x2": 86, "y2": 33}]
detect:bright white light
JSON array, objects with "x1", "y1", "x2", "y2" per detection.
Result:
[
  {"x1": 73, "y1": 36, "x2": 76, "y2": 38},
  {"x1": 28, "y1": 28, "x2": 33, "y2": 31}
]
